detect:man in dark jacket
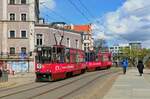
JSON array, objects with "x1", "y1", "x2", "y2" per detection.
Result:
[
  {"x1": 137, "y1": 60, "x2": 144, "y2": 76},
  {"x1": 0, "y1": 69, "x2": 2, "y2": 78}
]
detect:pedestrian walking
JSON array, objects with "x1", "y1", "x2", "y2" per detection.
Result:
[
  {"x1": 121, "y1": 59, "x2": 128, "y2": 74},
  {"x1": 137, "y1": 60, "x2": 144, "y2": 76},
  {"x1": 0, "y1": 69, "x2": 2, "y2": 82},
  {"x1": 0, "y1": 69, "x2": 2, "y2": 77}
]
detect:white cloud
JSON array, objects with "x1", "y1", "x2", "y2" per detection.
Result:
[
  {"x1": 40, "y1": 0, "x2": 56, "y2": 11},
  {"x1": 94, "y1": 0, "x2": 150, "y2": 48}
]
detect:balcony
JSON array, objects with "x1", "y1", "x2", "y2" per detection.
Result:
[{"x1": 0, "y1": 53, "x2": 33, "y2": 61}]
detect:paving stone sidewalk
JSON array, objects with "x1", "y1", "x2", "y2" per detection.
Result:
[
  {"x1": 0, "y1": 72, "x2": 35, "y2": 88},
  {"x1": 103, "y1": 68, "x2": 150, "y2": 99}
]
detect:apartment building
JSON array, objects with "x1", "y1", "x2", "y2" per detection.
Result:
[
  {"x1": 0, "y1": 0, "x2": 39, "y2": 73},
  {"x1": 0, "y1": 0, "x2": 84, "y2": 73},
  {"x1": 129, "y1": 42, "x2": 142, "y2": 49},
  {"x1": 35, "y1": 24, "x2": 83, "y2": 50},
  {"x1": 64, "y1": 24, "x2": 94, "y2": 52},
  {"x1": 109, "y1": 44, "x2": 130, "y2": 55}
]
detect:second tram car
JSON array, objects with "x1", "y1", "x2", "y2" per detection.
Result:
[{"x1": 85, "y1": 50, "x2": 112, "y2": 71}]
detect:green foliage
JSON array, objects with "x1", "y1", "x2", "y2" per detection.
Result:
[{"x1": 120, "y1": 48, "x2": 150, "y2": 66}]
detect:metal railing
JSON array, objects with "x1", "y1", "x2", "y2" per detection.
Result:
[{"x1": 0, "y1": 53, "x2": 32, "y2": 60}]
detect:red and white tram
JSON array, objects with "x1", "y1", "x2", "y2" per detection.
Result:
[{"x1": 35, "y1": 45, "x2": 86, "y2": 81}]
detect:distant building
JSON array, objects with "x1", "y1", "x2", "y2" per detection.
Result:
[
  {"x1": 129, "y1": 42, "x2": 142, "y2": 49},
  {"x1": 64, "y1": 24, "x2": 94, "y2": 51},
  {"x1": 109, "y1": 42, "x2": 142, "y2": 65},
  {"x1": 109, "y1": 44, "x2": 130, "y2": 55}
]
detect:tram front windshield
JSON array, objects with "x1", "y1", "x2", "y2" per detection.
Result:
[{"x1": 35, "y1": 46, "x2": 65, "y2": 64}]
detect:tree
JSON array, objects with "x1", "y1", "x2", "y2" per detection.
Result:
[{"x1": 121, "y1": 48, "x2": 150, "y2": 67}]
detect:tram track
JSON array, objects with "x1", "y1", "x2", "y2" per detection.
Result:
[
  {"x1": 0, "y1": 82, "x2": 51, "y2": 98},
  {"x1": 0, "y1": 82, "x2": 35, "y2": 92},
  {"x1": 0, "y1": 70, "x2": 107, "y2": 99},
  {"x1": 0, "y1": 69, "x2": 120, "y2": 99},
  {"x1": 29, "y1": 70, "x2": 119, "y2": 99},
  {"x1": 58, "y1": 71, "x2": 119, "y2": 99}
]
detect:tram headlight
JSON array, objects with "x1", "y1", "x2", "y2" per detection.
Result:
[{"x1": 37, "y1": 64, "x2": 42, "y2": 69}]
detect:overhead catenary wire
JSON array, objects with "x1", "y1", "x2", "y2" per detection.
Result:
[
  {"x1": 40, "y1": 12, "x2": 58, "y2": 22},
  {"x1": 66, "y1": 0, "x2": 91, "y2": 22},
  {"x1": 41, "y1": 4, "x2": 72, "y2": 23},
  {"x1": 77, "y1": 0, "x2": 96, "y2": 19}
]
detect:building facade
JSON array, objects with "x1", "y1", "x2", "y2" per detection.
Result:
[
  {"x1": 129, "y1": 42, "x2": 142, "y2": 49},
  {"x1": 64, "y1": 24, "x2": 94, "y2": 52},
  {"x1": 109, "y1": 44, "x2": 130, "y2": 55},
  {"x1": 0, "y1": 0, "x2": 40, "y2": 73},
  {"x1": 0, "y1": 0, "x2": 84, "y2": 73},
  {"x1": 109, "y1": 42, "x2": 142, "y2": 66},
  {"x1": 35, "y1": 24, "x2": 83, "y2": 50}
]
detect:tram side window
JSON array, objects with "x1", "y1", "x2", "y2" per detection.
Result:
[
  {"x1": 108, "y1": 55, "x2": 111, "y2": 61},
  {"x1": 76, "y1": 54, "x2": 79, "y2": 62},
  {"x1": 96, "y1": 55, "x2": 99, "y2": 62},
  {"x1": 35, "y1": 51, "x2": 42, "y2": 63},
  {"x1": 78, "y1": 53, "x2": 85, "y2": 62},
  {"x1": 65, "y1": 48, "x2": 70, "y2": 63},
  {"x1": 103, "y1": 55, "x2": 109, "y2": 61},
  {"x1": 70, "y1": 54, "x2": 76, "y2": 63},
  {"x1": 92, "y1": 53, "x2": 96, "y2": 62},
  {"x1": 52, "y1": 47, "x2": 65, "y2": 63},
  {"x1": 85, "y1": 53, "x2": 89, "y2": 62},
  {"x1": 42, "y1": 49, "x2": 51, "y2": 63},
  {"x1": 70, "y1": 51, "x2": 77, "y2": 63},
  {"x1": 85, "y1": 52, "x2": 95, "y2": 62},
  {"x1": 100, "y1": 55, "x2": 103, "y2": 61}
]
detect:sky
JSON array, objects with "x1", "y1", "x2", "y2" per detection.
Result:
[{"x1": 39, "y1": 0, "x2": 150, "y2": 48}]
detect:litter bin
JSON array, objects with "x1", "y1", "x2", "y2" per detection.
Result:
[{"x1": 0, "y1": 70, "x2": 8, "y2": 82}]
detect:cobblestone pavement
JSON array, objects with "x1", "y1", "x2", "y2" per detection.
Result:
[
  {"x1": 103, "y1": 68, "x2": 150, "y2": 99},
  {"x1": 0, "y1": 72, "x2": 35, "y2": 88},
  {"x1": 1, "y1": 68, "x2": 150, "y2": 99}
]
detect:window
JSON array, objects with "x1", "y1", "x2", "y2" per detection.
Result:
[
  {"x1": 65, "y1": 48, "x2": 70, "y2": 63},
  {"x1": 36, "y1": 34, "x2": 43, "y2": 46},
  {"x1": 21, "y1": 31, "x2": 26, "y2": 38},
  {"x1": 9, "y1": 0, "x2": 15, "y2": 4},
  {"x1": 10, "y1": 13, "x2": 15, "y2": 21},
  {"x1": 21, "y1": 0, "x2": 26, "y2": 4},
  {"x1": 75, "y1": 40, "x2": 79, "y2": 48},
  {"x1": 66, "y1": 38, "x2": 70, "y2": 47},
  {"x1": 10, "y1": 47, "x2": 15, "y2": 54},
  {"x1": 21, "y1": 47, "x2": 26, "y2": 54},
  {"x1": 9, "y1": 30, "x2": 15, "y2": 38},
  {"x1": 21, "y1": 14, "x2": 26, "y2": 21},
  {"x1": 84, "y1": 35, "x2": 89, "y2": 40},
  {"x1": 84, "y1": 47, "x2": 86, "y2": 51}
]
